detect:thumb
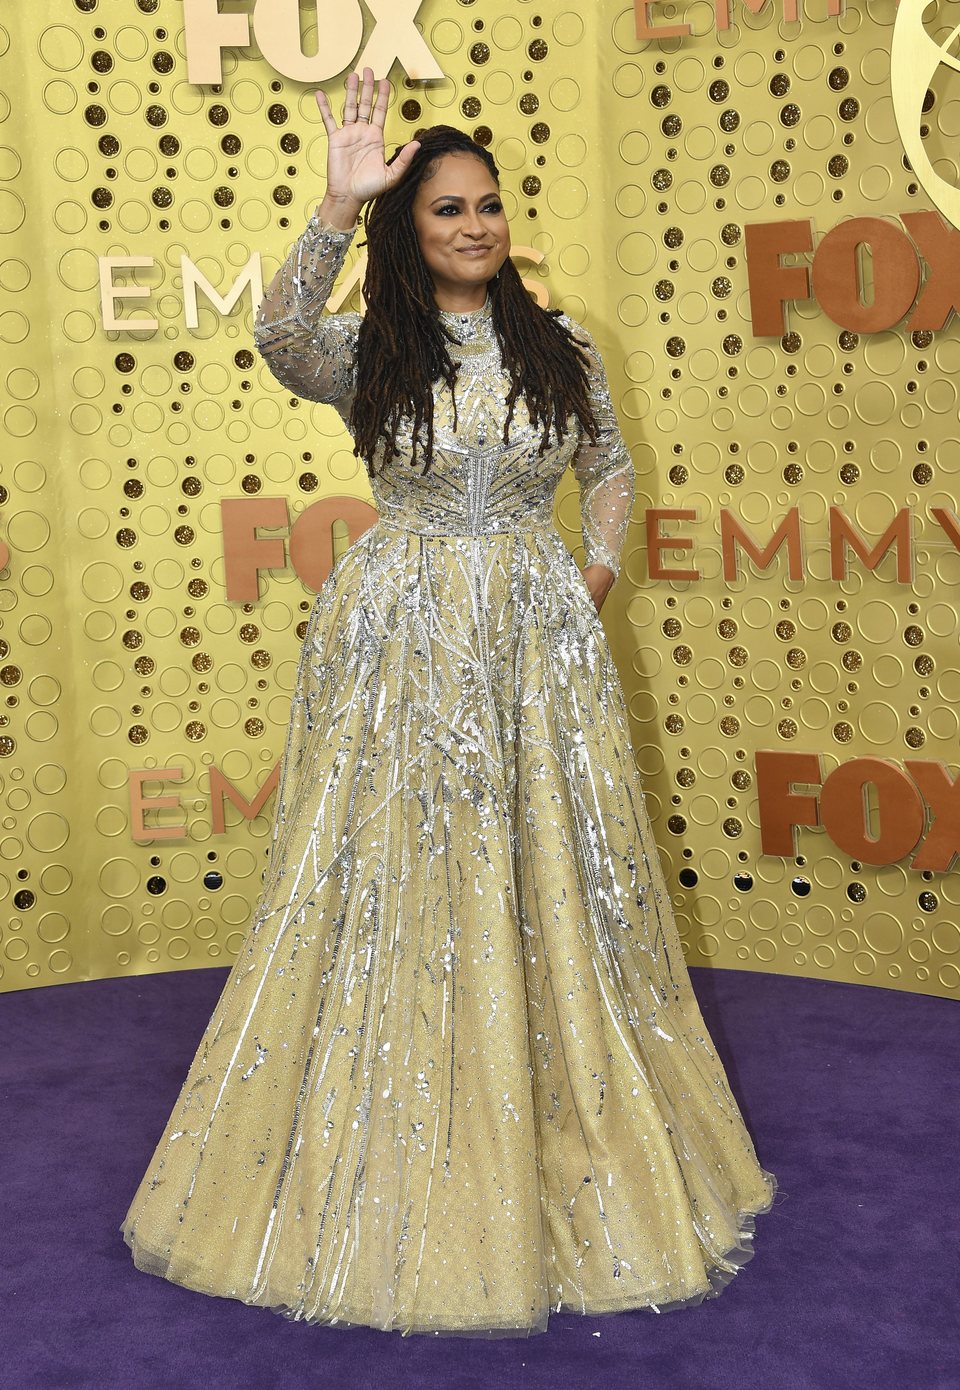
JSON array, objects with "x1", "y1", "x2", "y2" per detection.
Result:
[{"x1": 386, "y1": 139, "x2": 421, "y2": 186}]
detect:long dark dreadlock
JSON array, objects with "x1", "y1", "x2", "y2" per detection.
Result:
[{"x1": 350, "y1": 125, "x2": 600, "y2": 476}]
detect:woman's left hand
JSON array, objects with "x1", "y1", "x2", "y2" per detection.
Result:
[{"x1": 582, "y1": 564, "x2": 616, "y2": 613}]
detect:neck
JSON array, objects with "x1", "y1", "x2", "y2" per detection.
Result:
[{"x1": 433, "y1": 285, "x2": 490, "y2": 314}]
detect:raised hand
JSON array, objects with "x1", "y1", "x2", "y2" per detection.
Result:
[{"x1": 315, "y1": 67, "x2": 421, "y2": 219}]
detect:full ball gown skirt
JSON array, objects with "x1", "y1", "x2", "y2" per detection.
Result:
[{"x1": 120, "y1": 212, "x2": 777, "y2": 1335}]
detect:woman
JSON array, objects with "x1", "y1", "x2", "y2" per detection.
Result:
[{"x1": 121, "y1": 68, "x2": 777, "y2": 1336}]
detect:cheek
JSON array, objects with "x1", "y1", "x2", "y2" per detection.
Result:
[
  {"x1": 415, "y1": 226, "x2": 446, "y2": 264},
  {"x1": 413, "y1": 211, "x2": 444, "y2": 248},
  {"x1": 494, "y1": 220, "x2": 511, "y2": 262}
]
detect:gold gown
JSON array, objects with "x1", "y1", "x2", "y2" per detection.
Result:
[{"x1": 120, "y1": 210, "x2": 777, "y2": 1336}]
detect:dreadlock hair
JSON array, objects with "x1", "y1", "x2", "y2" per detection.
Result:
[{"x1": 350, "y1": 124, "x2": 601, "y2": 477}]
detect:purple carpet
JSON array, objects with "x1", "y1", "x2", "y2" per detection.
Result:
[{"x1": 3, "y1": 965, "x2": 956, "y2": 1390}]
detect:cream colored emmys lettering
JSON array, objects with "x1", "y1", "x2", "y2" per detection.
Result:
[
  {"x1": 97, "y1": 255, "x2": 264, "y2": 332},
  {"x1": 96, "y1": 246, "x2": 547, "y2": 331},
  {"x1": 183, "y1": 0, "x2": 443, "y2": 84}
]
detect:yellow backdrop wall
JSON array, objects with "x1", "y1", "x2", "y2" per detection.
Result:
[{"x1": 2, "y1": 0, "x2": 959, "y2": 1000}]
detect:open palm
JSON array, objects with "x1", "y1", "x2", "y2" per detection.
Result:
[{"x1": 316, "y1": 67, "x2": 421, "y2": 207}]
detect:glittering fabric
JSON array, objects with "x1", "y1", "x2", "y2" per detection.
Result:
[
  {"x1": 120, "y1": 212, "x2": 777, "y2": 1336},
  {"x1": 248, "y1": 209, "x2": 636, "y2": 577}
]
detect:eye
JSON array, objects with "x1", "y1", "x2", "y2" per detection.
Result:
[
  {"x1": 483, "y1": 200, "x2": 503, "y2": 213},
  {"x1": 435, "y1": 204, "x2": 459, "y2": 215}
]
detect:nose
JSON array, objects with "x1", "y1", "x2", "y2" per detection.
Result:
[{"x1": 462, "y1": 210, "x2": 487, "y2": 239}]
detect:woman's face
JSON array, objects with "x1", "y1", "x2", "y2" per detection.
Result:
[{"x1": 411, "y1": 152, "x2": 511, "y2": 310}]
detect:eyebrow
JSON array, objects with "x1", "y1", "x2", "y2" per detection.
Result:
[{"x1": 428, "y1": 192, "x2": 500, "y2": 205}]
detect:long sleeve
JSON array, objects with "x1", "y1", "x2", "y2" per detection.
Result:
[
  {"x1": 568, "y1": 324, "x2": 636, "y2": 580},
  {"x1": 253, "y1": 208, "x2": 361, "y2": 406}
]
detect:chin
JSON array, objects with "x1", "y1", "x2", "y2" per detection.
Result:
[{"x1": 451, "y1": 267, "x2": 493, "y2": 283}]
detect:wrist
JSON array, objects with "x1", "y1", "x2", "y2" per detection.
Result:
[
  {"x1": 583, "y1": 561, "x2": 616, "y2": 584},
  {"x1": 316, "y1": 191, "x2": 362, "y2": 231}
]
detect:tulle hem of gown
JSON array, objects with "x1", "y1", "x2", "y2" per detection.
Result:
[{"x1": 120, "y1": 1169, "x2": 778, "y2": 1339}]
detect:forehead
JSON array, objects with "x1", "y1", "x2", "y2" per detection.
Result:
[{"x1": 415, "y1": 152, "x2": 499, "y2": 199}]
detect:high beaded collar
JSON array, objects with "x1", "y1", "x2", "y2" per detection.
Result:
[{"x1": 438, "y1": 295, "x2": 497, "y2": 356}]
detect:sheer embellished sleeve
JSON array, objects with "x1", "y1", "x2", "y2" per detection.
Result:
[
  {"x1": 253, "y1": 208, "x2": 361, "y2": 407},
  {"x1": 567, "y1": 322, "x2": 636, "y2": 580}
]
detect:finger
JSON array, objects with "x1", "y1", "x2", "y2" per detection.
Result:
[
  {"x1": 372, "y1": 76, "x2": 390, "y2": 128},
  {"x1": 386, "y1": 139, "x2": 421, "y2": 183},
  {"x1": 343, "y1": 69, "x2": 359, "y2": 122},
  {"x1": 315, "y1": 89, "x2": 338, "y2": 137},
  {"x1": 357, "y1": 66, "x2": 374, "y2": 121}
]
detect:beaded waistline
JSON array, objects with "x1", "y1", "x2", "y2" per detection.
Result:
[{"x1": 375, "y1": 517, "x2": 556, "y2": 540}]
